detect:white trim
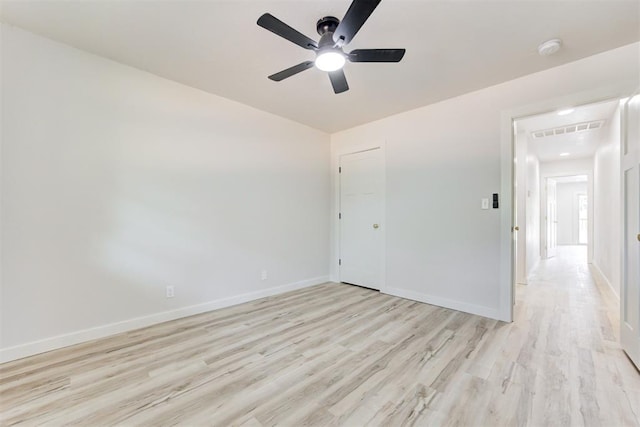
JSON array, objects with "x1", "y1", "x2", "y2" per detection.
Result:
[
  {"x1": 575, "y1": 192, "x2": 588, "y2": 245},
  {"x1": 330, "y1": 139, "x2": 387, "y2": 292},
  {"x1": 384, "y1": 287, "x2": 500, "y2": 320},
  {"x1": 0, "y1": 276, "x2": 329, "y2": 363},
  {"x1": 499, "y1": 112, "x2": 515, "y2": 322},
  {"x1": 499, "y1": 83, "x2": 637, "y2": 323},
  {"x1": 590, "y1": 262, "x2": 619, "y2": 299}
]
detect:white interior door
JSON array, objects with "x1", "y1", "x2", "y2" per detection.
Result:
[
  {"x1": 621, "y1": 95, "x2": 640, "y2": 369},
  {"x1": 339, "y1": 148, "x2": 384, "y2": 290},
  {"x1": 546, "y1": 178, "x2": 558, "y2": 258}
]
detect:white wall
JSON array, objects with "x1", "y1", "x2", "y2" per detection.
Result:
[
  {"x1": 556, "y1": 182, "x2": 588, "y2": 245},
  {"x1": 593, "y1": 104, "x2": 622, "y2": 296},
  {"x1": 525, "y1": 153, "x2": 541, "y2": 276},
  {"x1": 331, "y1": 43, "x2": 639, "y2": 321},
  {"x1": 0, "y1": 25, "x2": 331, "y2": 361},
  {"x1": 540, "y1": 158, "x2": 594, "y2": 177}
]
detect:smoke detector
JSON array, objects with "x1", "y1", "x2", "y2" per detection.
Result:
[{"x1": 538, "y1": 39, "x2": 562, "y2": 56}]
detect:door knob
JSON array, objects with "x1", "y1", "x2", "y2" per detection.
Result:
[
  {"x1": 637, "y1": 233, "x2": 640, "y2": 242},
  {"x1": 373, "y1": 224, "x2": 380, "y2": 229},
  {"x1": 514, "y1": 226, "x2": 519, "y2": 231}
]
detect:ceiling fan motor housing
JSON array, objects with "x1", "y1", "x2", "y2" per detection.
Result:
[
  {"x1": 316, "y1": 16, "x2": 343, "y2": 64},
  {"x1": 316, "y1": 16, "x2": 340, "y2": 36}
]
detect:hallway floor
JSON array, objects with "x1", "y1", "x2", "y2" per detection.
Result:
[
  {"x1": 1, "y1": 246, "x2": 639, "y2": 425},
  {"x1": 512, "y1": 244, "x2": 640, "y2": 425}
]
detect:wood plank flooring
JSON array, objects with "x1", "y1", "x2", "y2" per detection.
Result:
[{"x1": 1, "y1": 245, "x2": 639, "y2": 426}]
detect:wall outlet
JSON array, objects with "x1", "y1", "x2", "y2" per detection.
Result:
[
  {"x1": 166, "y1": 285, "x2": 175, "y2": 298},
  {"x1": 261, "y1": 270, "x2": 268, "y2": 281}
]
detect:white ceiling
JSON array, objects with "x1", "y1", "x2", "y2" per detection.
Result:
[
  {"x1": 1, "y1": 0, "x2": 639, "y2": 133},
  {"x1": 516, "y1": 99, "x2": 619, "y2": 162}
]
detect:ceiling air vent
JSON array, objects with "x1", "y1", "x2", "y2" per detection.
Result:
[{"x1": 531, "y1": 120, "x2": 605, "y2": 139}]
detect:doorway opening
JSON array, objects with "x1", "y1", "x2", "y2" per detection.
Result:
[
  {"x1": 501, "y1": 88, "x2": 638, "y2": 371},
  {"x1": 509, "y1": 94, "x2": 639, "y2": 370},
  {"x1": 549, "y1": 174, "x2": 589, "y2": 250},
  {"x1": 511, "y1": 97, "x2": 621, "y2": 292}
]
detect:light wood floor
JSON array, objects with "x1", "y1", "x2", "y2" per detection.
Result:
[{"x1": 2, "y1": 246, "x2": 639, "y2": 426}]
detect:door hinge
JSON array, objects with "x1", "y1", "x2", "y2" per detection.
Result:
[
  {"x1": 339, "y1": 259, "x2": 342, "y2": 266},
  {"x1": 339, "y1": 167, "x2": 342, "y2": 173},
  {"x1": 339, "y1": 212, "x2": 342, "y2": 219}
]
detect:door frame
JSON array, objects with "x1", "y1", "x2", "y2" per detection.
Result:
[
  {"x1": 543, "y1": 176, "x2": 559, "y2": 259},
  {"x1": 540, "y1": 173, "x2": 593, "y2": 258},
  {"x1": 620, "y1": 94, "x2": 640, "y2": 368},
  {"x1": 500, "y1": 83, "x2": 635, "y2": 322},
  {"x1": 576, "y1": 192, "x2": 588, "y2": 245},
  {"x1": 330, "y1": 140, "x2": 386, "y2": 292}
]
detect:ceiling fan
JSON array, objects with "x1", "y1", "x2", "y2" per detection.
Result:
[{"x1": 257, "y1": 0, "x2": 405, "y2": 94}]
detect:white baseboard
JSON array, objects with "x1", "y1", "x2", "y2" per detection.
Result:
[
  {"x1": 590, "y1": 263, "x2": 619, "y2": 299},
  {"x1": 0, "y1": 276, "x2": 329, "y2": 364},
  {"x1": 383, "y1": 287, "x2": 500, "y2": 321}
]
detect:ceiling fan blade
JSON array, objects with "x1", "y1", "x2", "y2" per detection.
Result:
[
  {"x1": 257, "y1": 13, "x2": 318, "y2": 50},
  {"x1": 333, "y1": 0, "x2": 382, "y2": 46},
  {"x1": 348, "y1": 48, "x2": 406, "y2": 62},
  {"x1": 328, "y1": 69, "x2": 349, "y2": 94},
  {"x1": 268, "y1": 61, "x2": 315, "y2": 82}
]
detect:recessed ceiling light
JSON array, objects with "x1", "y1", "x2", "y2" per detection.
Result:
[
  {"x1": 560, "y1": 152, "x2": 570, "y2": 157},
  {"x1": 557, "y1": 108, "x2": 574, "y2": 116},
  {"x1": 538, "y1": 39, "x2": 562, "y2": 56}
]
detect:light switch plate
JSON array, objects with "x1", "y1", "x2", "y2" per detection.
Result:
[{"x1": 481, "y1": 198, "x2": 489, "y2": 210}]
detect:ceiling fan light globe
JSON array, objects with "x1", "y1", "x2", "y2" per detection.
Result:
[{"x1": 315, "y1": 51, "x2": 346, "y2": 72}]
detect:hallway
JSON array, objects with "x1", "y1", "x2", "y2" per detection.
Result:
[{"x1": 513, "y1": 245, "x2": 640, "y2": 425}]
